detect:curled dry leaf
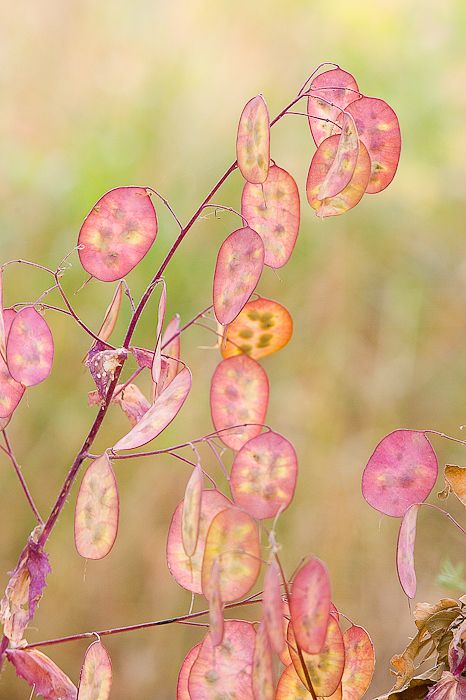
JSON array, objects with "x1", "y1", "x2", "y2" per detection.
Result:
[
  {"x1": 241, "y1": 164, "x2": 300, "y2": 268},
  {"x1": 307, "y1": 67, "x2": 360, "y2": 146},
  {"x1": 362, "y1": 430, "x2": 438, "y2": 517},
  {"x1": 230, "y1": 430, "x2": 298, "y2": 519},
  {"x1": 289, "y1": 557, "x2": 331, "y2": 655},
  {"x1": 210, "y1": 354, "x2": 269, "y2": 451},
  {"x1": 112, "y1": 366, "x2": 192, "y2": 451},
  {"x1": 74, "y1": 453, "x2": 119, "y2": 560},
  {"x1": 221, "y1": 297, "x2": 293, "y2": 361},
  {"x1": 201, "y1": 507, "x2": 261, "y2": 602},
  {"x1": 396, "y1": 504, "x2": 420, "y2": 599},
  {"x1": 181, "y1": 461, "x2": 204, "y2": 558},
  {"x1": 213, "y1": 227, "x2": 264, "y2": 326},
  {"x1": 344, "y1": 96, "x2": 401, "y2": 194},
  {"x1": 318, "y1": 114, "x2": 359, "y2": 200},
  {"x1": 444, "y1": 465, "x2": 466, "y2": 506},
  {"x1": 263, "y1": 558, "x2": 286, "y2": 656},
  {"x1": 276, "y1": 664, "x2": 313, "y2": 699},
  {"x1": 252, "y1": 621, "x2": 274, "y2": 700},
  {"x1": 88, "y1": 383, "x2": 150, "y2": 426},
  {"x1": 166, "y1": 489, "x2": 231, "y2": 594},
  {"x1": 426, "y1": 671, "x2": 466, "y2": 700},
  {"x1": 86, "y1": 346, "x2": 128, "y2": 400},
  {"x1": 177, "y1": 643, "x2": 201, "y2": 700},
  {"x1": 0, "y1": 534, "x2": 51, "y2": 645},
  {"x1": 288, "y1": 615, "x2": 346, "y2": 697},
  {"x1": 236, "y1": 95, "x2": 270, "y2": 184},
  {"x1": 306, "y1": 136, "x2": 371, "y2": 218},
  {"x1": 188, "y1": 620, "x2": 256, "y2": 700},
  {"x1": 6, "y1": 648, "x2": 77, "y2": 700},
  {"x1": 341, "y1": 625, "x2": 375, "y2": 700},
  {"x1": 7, "y1": 307, "x2": 54, "y2": 387},
  {"x1": 78, "y1": 186, "x2": 158, "y2": 282},
  {"x1": 77, "y1": 641, "x2": 112, "y2": 700}
]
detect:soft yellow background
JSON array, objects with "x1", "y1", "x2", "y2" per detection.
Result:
[{"x1": 1, "y1": 1, "x2": 465, "y2": 697}]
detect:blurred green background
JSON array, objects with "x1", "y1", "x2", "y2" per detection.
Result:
[{"x1": 1, "y1": 0, "x2": 465, "y2": 697}]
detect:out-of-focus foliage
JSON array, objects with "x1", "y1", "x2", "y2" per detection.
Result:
[{"x1": 0, "y1": 1, "x2": 464, "y2": 697}]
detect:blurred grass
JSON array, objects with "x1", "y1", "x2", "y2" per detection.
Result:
[{"x1": 0, "y1": 0, "x2": 465, "y2": 697}]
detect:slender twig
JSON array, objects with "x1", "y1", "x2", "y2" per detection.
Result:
[
  {"x1": 146, "y1": 187, "x2": 183, "y2": 229},
  {"x1": 297, "y1": 61, "x2": 340, "y2": 96},
  {"x1": 419, "y1": 503, "x2": 466, "y2": 536},
  {"x1": 1, "y1": 430, "x2": 43, "y2": 525},
  {"x1": 199, "y1": 203, "x2": 249, "y2": 228},
  {"x1": 22, "y1": 594, "x2": 262, "y2": 650}
]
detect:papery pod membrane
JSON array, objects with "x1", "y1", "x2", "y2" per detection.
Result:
[
  {"x1": 0, "y1": 414, "x2": 10, "y2": 430},
  {"x1": 241, "y1": 165, "x2": 300, "y2": 268},
  {"x1": 213, "y1": 227, "x2": 264, "y2": 326},
  {"x1": 74, "y1": 453, "x2": 119, "y2": 560},
  {"x1": 177, "y1": 643, "x2": 201, "y2": 700},
  {"x1": 77, "y1": 641, "x2": 112, "y2": 700},
  {"x1": 201, "y1": 507, "x2": 261, "y2": 602},
  {"x1": 112, "y1": 366, "x2": 192, "y2": 450},
  {"x1": 210, "y1": 354, "x2": 269, "y2": 451},
  {"x1": 188, "y1": 619, "x2": 256, "y2": 700},
  {"x1": 276, "y1": 664, "x2": 313, "y2": 699},
  {"x1": 166, "y1": 489, "x2": 231, "y2": 594},
  {"x1": 279, "y1": 601, "x2": 292, "y2": 666},
  {"x1": 206, "y1": 559, "x2": 224, "y2": 647},
  {"x1": 230, "y1": 431, "x2": 298, "y2": 519},
  {"x1": 444, "y1": 465, "x2": 466, "y2": 506},
  {"x1": 151, "y1": 282, "x2": 167, "y2": 391},
  {"x1": 221, "y1": 297, "x2": 293, "y2": 361},
  {"x1": 307, "y1": 68, "x2": 360, "y2": 146},
  {"x1": 341, "y1": 625, "x2": 375, "y2": 700},
  {"x1": 252, "y1": 621, "x2": 274, "y2": 700},
  {"x1": 317, "y1": 114, "x2": 359, "y2": 200},
  {"x1": 131, "y1": 346, "x2": 153, "y2": 369},
  {"x1": 306, "y1": 136, "x2": 371, "y2": 218},
  {"x1": 0, "y1": 354, "x2": 25, "y2": 418},
  {"x1": 181, "y1": 461, "x2": 204, "y2": 557},
  {"x1": 344, "y1": 96, "x2": 401, "y2": 194},
  {"x1": 7, "y1": 307, "x2": 54, "y2": 386},
  {"x1": 78, "y1": 186, "x2": 158, "y2": 282},
  {"x1": 289, "y1": 557, "x2": 331, "y2": 654},
  {"x1": 236, "y1": 95, "x2": 270, "y2": 184},
  {"x1": 288, "y1": 615, "x2": 345, "y2": 697},
  {"x1": 448, "y1": 618, "x2": 466, "y2": 676},
  {"x1": 95, "y1": 281, "x2": 124, "y2": 344},
  {"x1": 263, "y1": 558, "x2": 286, "y2": 656},
  {"x1": 6, "y1": 648, "x2": 77, "y2": 700},
  {"x1": 0, "y1": 535, "x2": 51, "y2": 645},
  {"x1": 159, "y1": 314, "x2": 181, "y2": 392},
  {"x1": 396, "y1": 504, "x2": 420, "y2": 599},
  {"x1": 362, "y1": 430, "x2": 438, "y2": 517}
]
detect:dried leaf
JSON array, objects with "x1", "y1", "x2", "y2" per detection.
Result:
[
  {"x1": 444, "y1": 466, "x2": 466, "y2": 506},
  {"x1": 86, "y1": 347, "x2": 127, "y2": 400},
  {"x1": 6, "y1": 648, "x2": 77, "y2": 700}
]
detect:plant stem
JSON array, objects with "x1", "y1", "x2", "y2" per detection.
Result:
[
  {"x1": 1, "y1": 430, "x2": 43, "y2": 526},
  {"x1": 22, "y1": 595, "x2": 262, "y2": 650}
]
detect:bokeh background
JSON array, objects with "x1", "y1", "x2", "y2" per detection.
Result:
[{"x1": 1, "y1": 0, "x2": 465, "y2": 697}]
